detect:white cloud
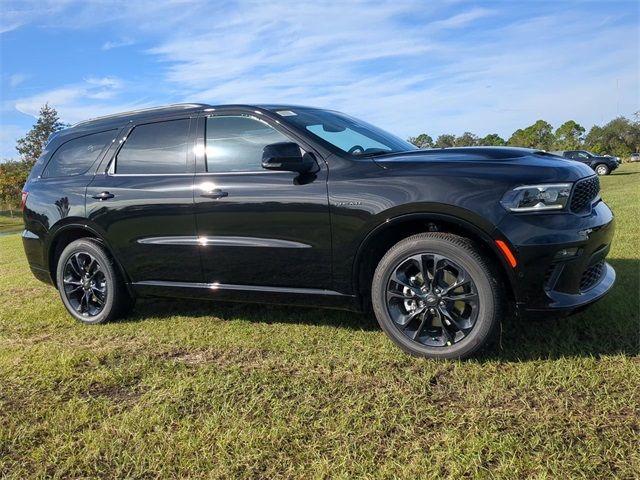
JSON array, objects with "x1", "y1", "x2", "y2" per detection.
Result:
[
  {"x1": 428, "y1": 7, "x2": 495, "y2": 30},
  {"x1": 0, "y1": 0, "x2": 76, "y2": 33},
  {"x1": 12, "y1": 76, "x2": 152, "y2": 125},
  {"x1": 2, "y1": 0, "x2": 639, "y2": 147},
  {"x1": 136, "y1": 2, "x2": 638, "y2": 138},
  {"x1": 7, "y1": 74, "x2": 29, "y2": 87},
  {"x1": 102, "y1": 38, "x2": 135, "y2": 50}
]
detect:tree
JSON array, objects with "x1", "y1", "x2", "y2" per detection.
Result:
[
  {"x1": 0, "y1": 160, "x2": 30, "y2": 208},
  {"x1": 507, "y1": 128, "x2": 528, "y2": 147},
  {"x1": 584, "y1": 125, "x2": 605, "y2": 154},
  {"x1": 508, "y1": 120, "x2": 554, "y2": 150},
  {"x1": 434, "y1": 134, "x2": 456, "y2": 148},
  {"x1": 408, "y1": 133, "x2": 433, "y2": 148},
  {"x1": 15, "y1": 103, "x2": 65, "y2": 169},
  {"x1": 584, "y1": 116, "x2": 640, "y2": 157},
  {"x1": 554, "y1": 120, "x2": 585, "y2": 150},
  {"x1": 478, "y1": 133, "x2": 506, "y2": 146},
  {"x1": 454, "y1": 132, "x2": 478, "y2": 147}
]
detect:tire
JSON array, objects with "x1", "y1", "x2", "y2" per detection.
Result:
[
  {"x1": 594, "y1": 164, "x2": 609, "y2": 175},
  {"x1": 371, "y1": 233, "x2": 504, "y2": 359},
  {"x1": 56, "y1": 239, "x2": 134, "y2": 324}
]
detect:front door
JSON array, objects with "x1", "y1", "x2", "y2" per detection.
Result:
[
  {"x1": 194, "y1": 114, "x2": 332, "y2": 289},
  {"x1": 87, "y1": 117, "x2": 200, "y2": 283}
]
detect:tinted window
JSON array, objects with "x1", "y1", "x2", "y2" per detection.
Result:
[
  {"x1": 205, "y1": 116, "x2": 289, "y2": 172},
  {"x1": 43, "y1": 130, "x2": 115, "y2": 178},
  {"x1": 116, "y1": 119, "x2": 190, "y2": 174}
]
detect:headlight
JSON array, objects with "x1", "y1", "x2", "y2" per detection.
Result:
[{"x1": 500, "y1": 183, "x2": 572, "y2": 212}]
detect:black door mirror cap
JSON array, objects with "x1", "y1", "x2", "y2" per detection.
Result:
[{"x1": 262, "y1": 142, "x2": 317, "y2": 173}]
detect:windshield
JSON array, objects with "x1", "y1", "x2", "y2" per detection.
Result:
[{"x1": 273, "y1": 108, "x2": 416, "y2": 156}]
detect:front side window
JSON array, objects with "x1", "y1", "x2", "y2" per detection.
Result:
[
  {"x1": 43, "y1": 130, "x2": 116, "y2": 178},
  {"x1": 116, "y1": 119, "x2": 190, "y2": 174},
  {"x1": 205, "y1": 116, "x2": 290, "y2": 172}
]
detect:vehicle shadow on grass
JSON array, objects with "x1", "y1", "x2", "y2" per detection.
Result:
[
  {"x1": 126, "y1": 258, "x2": 639, "y2": 361},
  {"x1": 481, "y1": 257, "x2": 639, "y2": 361},
  {"x1": 128, "y1": 296, "x2": 380, "y2": 331}
]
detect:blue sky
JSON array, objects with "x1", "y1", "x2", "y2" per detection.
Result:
[{"x1": 1, "y1": 0, "x2": 638, "y2": 159}]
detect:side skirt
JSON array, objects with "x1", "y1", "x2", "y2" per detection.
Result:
[{"x1": 131, "y1": 280, "x2": 363, "y2": 312}]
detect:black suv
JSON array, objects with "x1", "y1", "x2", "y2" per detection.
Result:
[
  {"x1": 552, "y1": 150, "x2": 619, "y2": 175},
  {"x1": 21, "y1": 104, "x2": 615, "y2": 359}
]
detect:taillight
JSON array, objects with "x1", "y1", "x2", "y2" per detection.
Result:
[{"x1": 20, "y1": 191, "x2": 28, "y2": 212}]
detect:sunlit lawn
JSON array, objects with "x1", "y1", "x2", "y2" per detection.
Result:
[{"x1": 1, "y1": 164, "x2": 638, "y2": 478}]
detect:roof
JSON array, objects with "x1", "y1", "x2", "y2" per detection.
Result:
[
  {"x1": 71, "y1": 103, "x2": 212, "y2": 128},
  {"x1": 65, "y1": 103, "x2": 323, "y2": 134}
]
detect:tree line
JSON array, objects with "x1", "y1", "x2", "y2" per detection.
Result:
[
  {"x1": 1, "y1": 104, "x2": 639, "y2": 209},
  {"x1": 408, "y1": 115, "x2": 640, "y2": 157},
  {"x1": 0, "y1": 104, "x2": 66, "y2": 210}
]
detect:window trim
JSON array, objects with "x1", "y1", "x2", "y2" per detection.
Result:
[
  {"x1": 41, "y1": 129, "x2": 118, "y2": 179},
  {"x1": 108, "y1": 117, "x2": 194, "y2": 176}
]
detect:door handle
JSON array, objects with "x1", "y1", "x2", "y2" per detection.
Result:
[
  {"x1": 91, "y1": 191, "x2": 115, "y2": 200},
  {"x1": 200, "y1": 189, "x2": 228, "y2": 199}
]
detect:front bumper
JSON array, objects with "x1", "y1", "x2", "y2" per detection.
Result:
[{"x1": 497, "y1": 200, "x2": 615, "y2": 313}]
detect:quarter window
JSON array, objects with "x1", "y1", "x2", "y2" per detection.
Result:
[
  {"x1": 205, "y1": 116, "x2": 290, "y2": 172},
  {"x1": 43, "y1": 130, "x2": 116, "y2": 178},
  {"x1": 116, "y1": 119, "x2": 190, "y2": 174}
]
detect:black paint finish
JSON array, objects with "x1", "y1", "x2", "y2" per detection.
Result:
[{"x1": 21, "y1": 104, "x2": 615, "y2": 315}]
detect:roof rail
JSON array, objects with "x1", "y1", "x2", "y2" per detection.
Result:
[{"x1": 72, "y1": 103, "x2": 210, "y2": 127}]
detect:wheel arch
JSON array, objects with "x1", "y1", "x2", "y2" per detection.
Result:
[
  {"x1": 353, "y1": 212, "x2": 516, "y2": 305},
  {"x1": 46, "y1": 222, "x2": 131, "y2": 292}
]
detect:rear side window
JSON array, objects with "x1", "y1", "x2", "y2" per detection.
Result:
[
  {"x1": 42, "y1": 130, "x2": 116, "y2": 178},
  {"x1": 205, "y1": 116, "x2": 289, "y2": 172},
  {"x1": 116, "y1": 119, "x2": 190, "y2": 174}
]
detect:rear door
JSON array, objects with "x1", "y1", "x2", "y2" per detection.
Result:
[
  {"x1": 193, "y1": 113, "x2": 332, "y2": 289},
  {"x1": 87, "y1": 117, "x2": 201, "y2": 283}
]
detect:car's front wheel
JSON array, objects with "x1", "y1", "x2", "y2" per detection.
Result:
[
  {"x1": 56, "y1": 239, "x2": 134, "y2": 324},
  {"x1": 371, "y1": 233, "x2": 504, "y2": 359},
  {"x1": 594, "y1": 163, "x2": 610, "y2": 175}
]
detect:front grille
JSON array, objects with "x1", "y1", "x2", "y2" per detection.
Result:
[
  {"x1": 570, "y1": 176, "x2": 600, "y2": 213},
  {"x1": 580, "y1": 261, "x2": 604, "y2": 291}
]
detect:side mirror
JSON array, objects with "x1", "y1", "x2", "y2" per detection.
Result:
[{"x1": 262, "y1": 142, "x2": 316, "y2": 173}]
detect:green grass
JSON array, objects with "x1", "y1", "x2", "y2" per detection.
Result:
[
  {"x1": 0, "y1": 211, "x2": 22, "y2": 234},
  {"x1": 1, "y1": 165, "x2": 639, "y2": 479}
]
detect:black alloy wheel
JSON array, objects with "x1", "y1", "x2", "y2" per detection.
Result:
[
  {"x1": 385, "y1": 253, "x2": 479, "y2": 347},
  {"x1": 372, "y1": 232, "x2": 503, "y2": 359},
  {"x1": 62, "y1": 251, "x2": 108, "y2": 317},
  {"x1": 56, "y1": 239, "x2": 134, "y2": 324}
]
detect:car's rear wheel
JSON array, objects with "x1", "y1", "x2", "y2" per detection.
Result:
[
  {"x1": 56, "y1": 239, "x2": 133, "y2": 324},
  {"x1": 371, "y1": 233, "x2": 503, "y2": 359},
  {"x1": 594, "y1": 163, "x2": 610, "y2": 175}
]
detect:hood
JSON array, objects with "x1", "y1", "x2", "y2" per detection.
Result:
[{"x1": 371, "y1": 147, "x2": 595, "y2": 183}]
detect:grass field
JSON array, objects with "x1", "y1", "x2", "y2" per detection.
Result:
[
  {"x1": 1, "y1": 164, "x2": 639, "y2": 479},
  {"x1": 0, "y1": 211, "x2": 22, "y2": 235}
]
